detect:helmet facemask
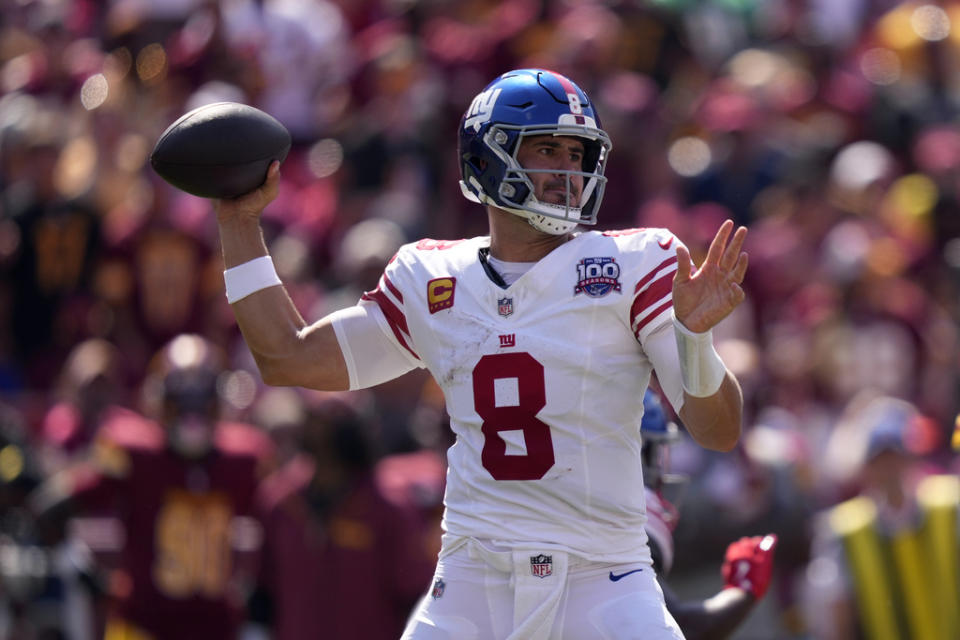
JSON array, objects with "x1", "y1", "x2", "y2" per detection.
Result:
[
  {"x1": 163, "y1": 368, "x2": 219, "y2": 460},
  {"x1": 463, "y1": 123, "x2": 610, "y2": 235}
]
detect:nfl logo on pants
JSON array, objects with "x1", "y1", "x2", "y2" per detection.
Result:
[{"x1": 530, "y1": 554, "x2": 553, "y2": 578}]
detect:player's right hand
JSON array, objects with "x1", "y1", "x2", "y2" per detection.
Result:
[
  {"x1": 721, "y1": 534, "x2": 777, "y2": 600},
  {"x1": 214, "y1": 161, "x2": 281, "y2": 225}
]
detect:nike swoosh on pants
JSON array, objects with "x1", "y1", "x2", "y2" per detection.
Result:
[{"x1": 608, "y1": 568, "x2": 643, "y2": 582}]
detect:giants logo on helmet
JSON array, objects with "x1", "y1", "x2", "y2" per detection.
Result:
[{"x1": 464, "y1": 88, "x2": 502, "y2": 131}]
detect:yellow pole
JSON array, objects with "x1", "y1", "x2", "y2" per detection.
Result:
[
  {"x1": 830, "y1": 496, "x2": 901, "y2": 640},
  {"x1": 917, "y1": 474, "x2": 960, "y2": 640},
  {"x1": 890, "y1": 527, "x2": 940, "y2": 640}
]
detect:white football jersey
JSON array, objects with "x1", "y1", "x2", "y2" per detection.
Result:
[{"x1": 358, "y1": 229, "x2": 683, "y2": 562}]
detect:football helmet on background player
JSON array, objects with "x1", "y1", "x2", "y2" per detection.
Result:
[
  {"x1": 144, "y1": 334, "x2": 224, "y2": 459},
  {"x1": 640, "y1": 389, "x2": 687, "y2": 495},
  {"x1": 458, "y1": 68, "x2": 612, "y2": 235}
]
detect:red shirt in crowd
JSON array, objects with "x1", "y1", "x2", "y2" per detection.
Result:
[
  {"x1": 254, "y1": 455, "x2": 435, "y2": 640},
  {"x1": 70, "y1": 408, "x2": 271, "y2": 639}
]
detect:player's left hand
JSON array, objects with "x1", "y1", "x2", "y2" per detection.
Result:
[
  {"x1": 721, "y1": 533, "x2": 777, "y2": 600},
  {"x1": 673, "y1": 219, "x2": 748, "y2": 333}
]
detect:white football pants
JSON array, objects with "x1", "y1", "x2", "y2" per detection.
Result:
[{"x1": 401, "y1": 538, "x2": 685, "y2": 640}]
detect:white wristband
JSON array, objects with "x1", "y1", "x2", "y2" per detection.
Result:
[
  {"x1": 224, "y1": 255, "x2": 282, "y2": 303},
  {"x1": 673, "y1": 311, "x2": 726, "y2": 397}
]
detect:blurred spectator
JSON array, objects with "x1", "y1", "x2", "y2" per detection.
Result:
[
  {"x1": 0, "y1": 402, "x2": 92, "y2": 640},
  {"x1": 316, "y1": 216, "x2": 407, "y2": 316},
  {"x1": 799, "y1": 393, "x2": 954, "y2": 640},
  {"x1": 0, "y1": 95, "x2": 102, "y2": 388},
  {"x1": 36, "y1": 338, "x2": 130, "y2": 476},
  {"x1": 220, "y1": 0, "x2": 356, "y2": 142},
  {"x1": 249, "y1": 386, "x2": 307, "y2": 467},
  {"x1": 29, "y1": 334, "x2": 273, "y2": 640},
  {"x1": 375, "y1": 375, "x2": 452, "y2": 563},
  {"x1": 248, "y1": 393, "x2": 434, "y2": 640}
]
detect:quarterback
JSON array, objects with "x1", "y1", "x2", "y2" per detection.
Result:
[{"x1": 214, "y1": 69, "x2": 748, "y2": 639}]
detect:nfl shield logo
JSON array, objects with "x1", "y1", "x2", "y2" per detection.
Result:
[
  {"x1": 431, "y1": 578, "x2": 445, "y2": 599},
  {"x1": 530, "y1": 554, "x2": 553, "y2": 578},
  {"x1": 498, "y1": 297, "x2": 514, "y2": 317}
]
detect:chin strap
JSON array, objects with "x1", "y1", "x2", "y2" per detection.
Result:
[
  {"x1": 524, "y1": 212, "x2": 579, "y2": 235},
  {"x1": 462, "y1": 178, "x2": 582, "y2": 236}
]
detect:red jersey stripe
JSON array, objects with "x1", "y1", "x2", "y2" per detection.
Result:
[
  {"x1": 631, "y1": 271, "x2": 673, "y2": 317},
  {"x1": 360, "y1": 287, "x2": 408, "y2": 334},
  {"x1": 360, "y1": 288, "x2": 419, "y2": 360},
  {"x1": 384, "y1": 274, "x2": 403, "y2": 303},
  {"x1": 630, "y1": 271, "x2": 674, "y2": 331},
  {"x1": 634, "y1": 256, "x2": 677, "y2": 294},
  {"x1": 634, "y1": 299, "x2": 673, "y2": 336}
]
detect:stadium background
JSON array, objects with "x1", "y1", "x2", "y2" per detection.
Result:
[{"x1": 1, "y1": 0, "x2": 960, "y2": 638}]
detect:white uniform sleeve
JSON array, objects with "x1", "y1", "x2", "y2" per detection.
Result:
[
  {"x1": 642, "y1": 319, "x2": 686, "y2": 414},
  {"x1": 329, "y1": 304, "x2": 421, "y2": 390}
]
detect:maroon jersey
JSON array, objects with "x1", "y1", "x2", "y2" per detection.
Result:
[
  {"x1": 71, "y1": 408, "x2": 272, "y2": 639},
  {"x1": 255, "y1": 456, "x2": 435, "y2": 640}
]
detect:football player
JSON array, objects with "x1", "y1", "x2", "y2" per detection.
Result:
[
  {"x1": 214, "y1": 68, "x2": 748, "y2": 638},
  {"x1": 247, "y1": 395, "x2": 435, "y2": 640},
  {"x1": 30, "y1": 334, "x2": 273, "y2": 640},
  {"x1": 641, "y1": 390, "x2": 777, "y2": 639}
]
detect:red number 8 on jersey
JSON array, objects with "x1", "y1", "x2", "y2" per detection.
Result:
[{"x1": 472, "y1": 352, "x2": 556, "y2": 481}]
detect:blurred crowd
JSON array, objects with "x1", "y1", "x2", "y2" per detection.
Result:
[{"x1": 1, "y1": 0, "x2": 960, "y2": 638}]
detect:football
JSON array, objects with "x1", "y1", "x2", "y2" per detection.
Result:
[{"x1": 150, "y1": 102, "x2": 291, "y2": 199}]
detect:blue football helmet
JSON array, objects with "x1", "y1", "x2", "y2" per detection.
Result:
[
  {"x1": 640, "y1": 389, "x2": 682, "y2": 491},
  {"x1": 458, "y1": 69, "x2": 612, "y2": 235}
]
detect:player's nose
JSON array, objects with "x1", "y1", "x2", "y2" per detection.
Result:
[{"x1": 553, "y1": 155, "x2": 581, "y2": 172}]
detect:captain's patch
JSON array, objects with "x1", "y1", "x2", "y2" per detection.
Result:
[{"x1": 427, "y1": 277, "x2": 456, "y2": 314}]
